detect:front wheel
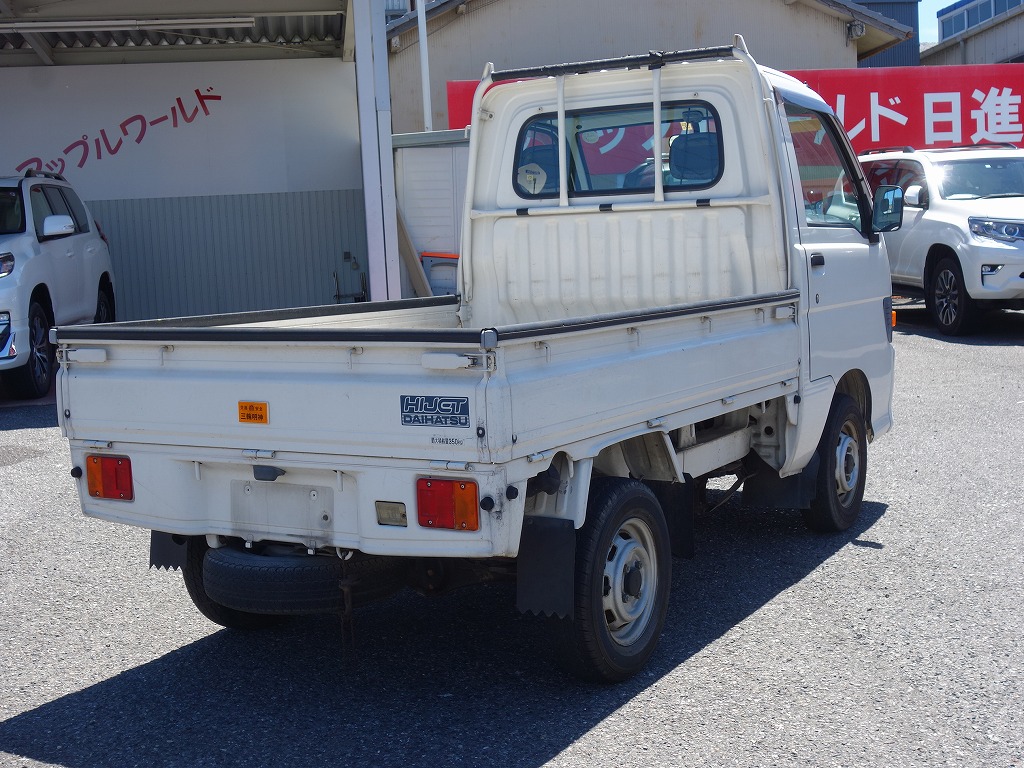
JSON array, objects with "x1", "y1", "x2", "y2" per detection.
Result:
[
  {"x1": 803, "y1": 394, "x2": 868, "y2": 533},
  {"x1": 558, "y1": 478, "x2": 671, "y2": 682},
  {"x1": 928, "y1": 257, "x2": 976, "y2": 336}
]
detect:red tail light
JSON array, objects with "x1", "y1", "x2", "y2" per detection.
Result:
[
  {"x1": 416, "y1": 478, "x2": 479, "y2": 531},
  {"x1": 85, "y1": 454, "x2": 134, "y2": 500}
]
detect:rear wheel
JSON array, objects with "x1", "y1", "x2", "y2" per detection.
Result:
[
  {"x1": 558, "y1": 478, "x2": 671, "y2": 682},
  {"x1": 2, "y1": 301, "x2": 53, "y2": 399},
  {"x1": 928, "y1": 257, "x2": 976, "y2": 336},
  {"x1": 803, "y1": 394, "x2": 867, "y2": 533},
  {"x1": 94, "y1": 287, "x2": 115, "y2": 324}
]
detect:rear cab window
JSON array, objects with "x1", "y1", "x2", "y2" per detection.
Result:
[{"x1": 514, "y1": 101, "x2": 723, "y2": 199}]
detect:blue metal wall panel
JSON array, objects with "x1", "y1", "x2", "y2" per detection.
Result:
[
  {"x1": 860, "y1": 0, "x2": 923, "y2": 66},
  {"x1": 88, "y1": 191, "x2": 368, "y2": 321}
]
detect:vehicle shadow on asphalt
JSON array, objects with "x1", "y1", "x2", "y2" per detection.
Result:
[
  {"x1": 0, "y1": 495, "x2": 886, "y2": 768},
  {"x1": 895, "y1": 305, "x2": 1024, "y2": 345},
  {"x1": 0, "y1": 401, "x2": 58, "y2": 431}
]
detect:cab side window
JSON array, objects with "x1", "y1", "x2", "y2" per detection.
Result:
[
  {"x1": 895, "y1": 161, "x2": 926, "y2": 196},
  {"x1": 42, "y1": 186, "x2": 74, "y2": 224},
  {"x1": 28, "y1": 186, "x2": 54, "y2": 239},
  {"x1": 60, "y1": 187, "x2": 92, "y2": 233},
  {"x1": 861, "y1": 160, "x2": 898, "y2": 195},
  {"x1": 785, "y1": 103, "x2": 862, "y2": 229}
]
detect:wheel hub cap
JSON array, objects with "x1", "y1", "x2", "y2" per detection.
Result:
[
  {"x1": 834, "y1": 427, "x2": 860, "y2": 500},
  {"x1": 602, "y1": 519, "x2": 658, "y2": 647},
  {"x1": 935, "y1": 269, "x2": 959, "y2": 326}
]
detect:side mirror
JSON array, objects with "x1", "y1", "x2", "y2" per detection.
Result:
[
  {"x1": 872, "y1": 185, "x2": 904, "y2": 233},
  {"x1": 41, "y1": 214, "x2": 76, "y2": 239},
  {"x1": 904, "y1": 184, "x2": 926, "y2": 208}
]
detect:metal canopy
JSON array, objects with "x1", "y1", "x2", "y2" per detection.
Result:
[{"x1": 0, "y1": 0, "x2": 352, "y2": 66}]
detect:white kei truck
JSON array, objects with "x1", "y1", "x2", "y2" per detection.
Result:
[{"x1": 55, "y1": 39, "x2": 903, "y2": 682}]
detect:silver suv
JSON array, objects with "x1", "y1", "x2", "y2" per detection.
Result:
[
  {"x1": 860, "y1": 145, "x2": 1024, "y2": 335},
  {"x1": 0, "y1": 171, "x2": 115, "y2": 398}
]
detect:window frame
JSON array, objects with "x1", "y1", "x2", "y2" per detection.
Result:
[
  {"x1": 784, "y1": 102, "x2": 870, "y2": 232},
  {"x1": 512, "y1": 98, "x2": 724, "y2": 201}
]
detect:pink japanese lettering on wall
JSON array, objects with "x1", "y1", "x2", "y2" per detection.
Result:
[
  {"x1": 790, "y1": 65, "x2": 1023, "y2": 152},
  {"x1": 14, "y1": 87, "x2": 222, "y2": 177}
]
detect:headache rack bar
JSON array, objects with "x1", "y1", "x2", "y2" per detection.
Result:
[{"x1": 490, "y1": 45, "x2": 737, "y2": 83}]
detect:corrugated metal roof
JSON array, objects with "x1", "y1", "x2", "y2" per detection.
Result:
[{"x1": 0, "y1": 10, "x2": 346, "y2": 66}]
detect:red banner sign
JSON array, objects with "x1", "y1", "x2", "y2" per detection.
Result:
[
  {"x1": 791, "y1": 64, "x2": 1024, "y2": 153},
  {"x1": 447, "y1": 64, "x2": 1024, "y2": 153}
]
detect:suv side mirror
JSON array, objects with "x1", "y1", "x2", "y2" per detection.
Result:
[
  {"x1": 41, "y1": 214, "x2": 76, "y2": 239},
  {"x1": 904, "y1": 184, "x2": 926, "y2": 208},
  {"x1": 872, "y1": 184, "x2": 903, "y2": 233}
]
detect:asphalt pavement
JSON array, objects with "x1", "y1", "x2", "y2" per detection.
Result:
[{"x1": 0, "y1": 305, "x2": 1021, "y2": 768}]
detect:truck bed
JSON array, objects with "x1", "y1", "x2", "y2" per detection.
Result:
[{"x1": 56, "y1": 288, "x2": 800, "y2": 557}]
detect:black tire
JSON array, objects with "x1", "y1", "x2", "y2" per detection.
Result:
[
  {"x1": 202, "y1": 544, "x2": 404, "y2": 616},
  {"x1": 94, "y1": 287, "x2": 115, "y2": 324},
  {"x1": 2, "y1": 301, "x2": 53, "y2": 400},
  {"x1": 558, "y1": 478, "x2": 671, "y2": 682},
  {"x1": 803, "y1": 394, "x2": 867, "y2": 533},
  {"x1": 183, "y1": 538, "x2": 284, "y2": 629},
  {"x1": 928, "y1": 257, "x2": 976, "y2": 336}
]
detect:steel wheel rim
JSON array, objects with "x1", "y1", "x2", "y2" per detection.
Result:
[
  {"x1": 602, "y1": 516, "x2": 658, "y2": 647},
  {"x1": 26, "y1": 310, "x2": 50, "y2": 389},
  {"x1": 935, "y1": 268, "x2": 960, "y2": 327},
  {"x1": 833, "y1": 419, "x2": 860, "y2": 508}
]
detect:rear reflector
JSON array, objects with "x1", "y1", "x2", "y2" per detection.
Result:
[
  {"x1": 416, "y1": 478, "x2": 479, "y2": 531},
  {"x1": 85, "y1": 454, "x2": 134, "y2": 501}
]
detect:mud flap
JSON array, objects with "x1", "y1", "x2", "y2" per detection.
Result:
[
  {"x1": 516, "y1": 516, "x2": 575, "y2": 618},
  {"x1": 647, "y1": 477, "x2": 697, "y2": 559},
  {"x1": 742, "y1": 452, "x2": 820, "y2": 509},
  {"x1": 150, "y1": 530, "x2": 187, "y2": 570}
]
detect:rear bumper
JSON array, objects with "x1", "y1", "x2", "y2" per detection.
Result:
[{"x1": 70, "y1": 441, "x2": 527, "y2": 558}]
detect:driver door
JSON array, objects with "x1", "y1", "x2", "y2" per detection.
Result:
[{"x1": 783, "y1": 103, "x2": 892, "y2": 384}]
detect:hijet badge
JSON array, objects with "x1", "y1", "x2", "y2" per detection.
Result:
[{"x1": 401, "y1": 395, "x2": 471, "y2": 428}]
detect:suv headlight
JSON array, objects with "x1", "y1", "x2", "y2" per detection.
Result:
[
  {"x1": 969, "y1": 218, "x2": 1024, "y2": 243},
  {"x1": 0, "y1": 252, "x2": 13, "y2": 278}
]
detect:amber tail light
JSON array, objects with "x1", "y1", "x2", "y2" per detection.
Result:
[
  {"x1": 85, "y1": 455, "x2": 134, "y2": 501},
  {"x1": 416, "y1": 478, "x2": 479, "y2": 531}
]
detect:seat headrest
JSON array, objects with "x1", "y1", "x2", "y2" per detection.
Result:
[{"x1": 669, "y1": 133, "x2": 720, "y2": 183}]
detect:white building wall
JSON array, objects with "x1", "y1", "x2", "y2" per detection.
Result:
[
  {"x1": 387, "y1": 0, "x2": 856, "y2": 133},
  {"x1": 0, "y1": 59, "x2": 369, "y2": 319}
]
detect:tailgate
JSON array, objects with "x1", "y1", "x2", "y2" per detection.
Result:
[{"x1": 57, "y1": 337, "x2": 489, "y2": 463}]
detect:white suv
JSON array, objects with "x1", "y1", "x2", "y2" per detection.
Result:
[
  {"x1": 859, "y1": 145, "x2": 1024, "y2": 335},
  {"x1": 0, "y1": 171, "x2": 115, "y2": 399}
]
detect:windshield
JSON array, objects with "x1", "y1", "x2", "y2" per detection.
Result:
[
  {"x1": 935, "y1": 156, "x2": 1024, "y2": 200},
  {"x1": 0, "y1": 188, "x2": 25, "y2": 235}
]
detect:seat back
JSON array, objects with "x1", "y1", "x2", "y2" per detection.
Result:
[{"x1": 669, "y1": 133, "x2": 720, "y2": 183}]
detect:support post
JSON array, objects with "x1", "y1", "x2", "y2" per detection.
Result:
[{"x1": 353, "y1": 0, "x2": 401, "y2": 301}]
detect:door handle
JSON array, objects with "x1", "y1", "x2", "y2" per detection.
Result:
[{"x1": 810, "y1": 253, "x2": 825, "y2": 268}]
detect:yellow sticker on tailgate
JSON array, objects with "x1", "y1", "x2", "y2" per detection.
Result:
[{"x1": 238, "y1": 401, "x2": 269, "y2": 424}]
